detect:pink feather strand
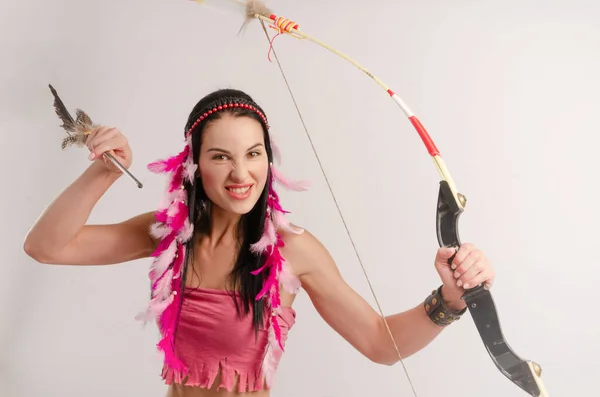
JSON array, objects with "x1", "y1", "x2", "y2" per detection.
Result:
[
  {"x1": 250, "y1": 217, "x2": 277, "y2": 254},
  {"x1": 280, "y1": 261, "x2": 301, "y2": 294},
  {"x1": 149, "y1": 222, "x2": 171, "y2": 240},
  {"x1": 147, "y1": 145, "x2": 189, "y2": 174},
  {"x1": 272, "y1": 209, "x2": 303, "y2": 234},
  {"x1": 178, "y1": 218, "x2": 194, "y2": 243},
  {"x1": 271, "y1": 166, "x2": 310, "y2": 191},
  {"x1": 134, "y1": 291, "x2": 175, "y2": 323}
]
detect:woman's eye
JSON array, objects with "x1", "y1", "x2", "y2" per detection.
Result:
[
  {"x1": 213, "y1": 154, "x2": 228, "y2": 160},
  {"x1": 249, "y1": 151, "x2": 261, "y2": 157}
]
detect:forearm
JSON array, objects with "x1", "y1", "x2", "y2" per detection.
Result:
[
  {"x1": 24, "y1": 161, "x2": 121, "y2": 257},
  {"x1": 371, "y1": 304, "x2": 442, "y2": 365},
  {"x1": 373, "y1": 288, "x2": 464, "y2": 365}
]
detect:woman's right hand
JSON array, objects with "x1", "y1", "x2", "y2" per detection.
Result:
[{"x1": 85, "y1": 126, "x2": 132, "y2": 173}]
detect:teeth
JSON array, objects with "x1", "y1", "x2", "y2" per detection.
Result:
[{"x1": 229, "y1": 186, "x2": 250, "y2": 194}]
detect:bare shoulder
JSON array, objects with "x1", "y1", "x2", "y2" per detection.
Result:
[{"x1": 279, "y1": 225, "x2": 340, "y2": 279}]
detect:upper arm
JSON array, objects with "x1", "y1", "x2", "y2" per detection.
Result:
[
  {"x1": 281, "y1": 229, "x2": 383, "y2": 361},
  {"x1": 32, "y1": 211, "x2": 158, "y2": 266}
]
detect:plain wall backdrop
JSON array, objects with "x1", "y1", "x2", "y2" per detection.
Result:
[{"x1": 1, "y1": 0, "x2": 598, "y2": 396}]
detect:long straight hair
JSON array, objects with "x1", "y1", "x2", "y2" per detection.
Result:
[{"x1": 177, "y1": 88, "x2": 274, "y2": 332}]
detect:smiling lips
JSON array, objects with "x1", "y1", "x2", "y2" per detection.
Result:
[{"x1": 225, "y1": 184, "x2": 253, "y2": 200}]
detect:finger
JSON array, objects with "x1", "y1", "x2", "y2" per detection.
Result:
[
  {"x1": 88, "y1": 132, "x2": 125, "y2": 159},
  {"x1": 101, "y1": 149, "x2": 120, "y2": 170},
  {"x1": 90, "y1": 138, "x2": 124, "y2": 160},
  {"x1": 86, "y1": 126, "x2": 112, "y2": 149},
  {"x1": 85, "y1": 127, "x2": 101, "y2": 151},
  {"x1": 87, "y1": 127, "x2": 117, "y2": 157},
  {"x1": 88, "y1": 128, "x2": 119, "y2": 152},
  {"x1": 452, "y1": 243, "x2": 477, "y2": 269},
  {"x1": 436, "y1": 246, "x2": 457, "y2": 262},
  {"x1": 461, "y1": 268, "x2": 495, "y2": 290},
  {"x1": 453, "y1": 248, "x2": 483, "y2": 274},
  {"x1": 455, "y1": 258, "x2": 483, "y2": 287}
]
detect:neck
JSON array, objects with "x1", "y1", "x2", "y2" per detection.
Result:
[{"x1": 206, "y1": 205, "x2": 242, "y2": 248}]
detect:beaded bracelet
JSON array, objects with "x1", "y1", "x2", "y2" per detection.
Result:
[{"x1": 424, "y1": 285, "x2": 467, "y2": 326}]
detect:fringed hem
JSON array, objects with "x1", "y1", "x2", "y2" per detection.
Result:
[{"x1": 161, "y1": 360, "x2": 269, "y2": 393}]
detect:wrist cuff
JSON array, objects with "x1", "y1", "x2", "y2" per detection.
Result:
[{"x1": 424, "y1": 285, "x2": 467, "y2": 326}]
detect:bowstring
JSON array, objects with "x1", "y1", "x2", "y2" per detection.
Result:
[{"x1": 258, "y1": 20, "x2": 419, "y2": 397}]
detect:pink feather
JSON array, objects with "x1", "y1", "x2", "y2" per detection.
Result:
[
  {"x1": 171, "y1": 243, "x2": 186, "y2": 279},
  {"x1": 183, "y1": 156, "x2": 197, "y2": 183},
  {"x1": 272, "y1": 315, "x2": 284, "y2": 350},
  {"x1": 149, "y1": 222, "x2": 171, "y2": 240},
  {"x1": 280, "y1": 261, "x2": 301, "y2": 294},
  {"x1": 168, "y1": 201, "x2": 189, "y2": 232},
  {"x1": 166, "y1": 189, "x2": 185, "y2": 218},
  {"x1": 158, "y1": 337, "x2": 187, "y2": 373},
  {"x1": 153, "y1": 268, "x2": 174, "y2": 300},
  {"x1": 147, "y1": 145, "x2": 189, "y2": 174},
  {"x1": 158, "y1": 290, "x2": 179, "y2": 333},
  {"x1": 271, "y1": 166, "x2": 310, "y2": 191},
  {"x1": 157, "y1": 176, "x2": 181, "y2": 210},
  {"x1": 134, "y1": 291, "x2": 175, "y2": 323},
  {"x1": 150, "y1": 238, "x2": 178, "y2": 279},
  {"x1": 178, "y1": 217, "x2": 194, "y2": 243},
  {"x1": 155, "y1": 209, "x2": 169, "y2": 223},
  {"x1": 267, "y1": 190, "x2": 289, "y2": 214},
  {"x1": 168, "y1": 165, "x2": 184, "y2": 192},
  {"x1": 256, "y1": 274, "x2": 276, "y2": 300},
  {"x1": 261, "y1": 325, "x2": 279, "y2": 387},
  {"x1": 272, "y1": 210, "x2": 303, "y2": 234},
  {"x1": 250, "y1": 217, "x2": 276, "y2": 254},
  {"x1": 151, "y1": 231, "x2": 176, "y2": 256}
]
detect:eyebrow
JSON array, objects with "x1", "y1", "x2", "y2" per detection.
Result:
[{"x1": 207, "y1": 143, "x2": 264, "y2": 154}]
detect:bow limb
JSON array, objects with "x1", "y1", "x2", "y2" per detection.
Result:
[
  {"x1": 231, "y1": 2, "x2": 547, "y2": 396},
  {"x1": 437, "y1": 181, "x2": 548, "y2": 396}
]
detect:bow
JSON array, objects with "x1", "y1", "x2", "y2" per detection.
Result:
[{"x1": 192, "y1": 1, "x2": 549, "y2": 395}]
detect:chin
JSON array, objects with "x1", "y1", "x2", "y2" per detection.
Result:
[{"x1": 226, "y1": 201, "x2": 258, "y2": 215}]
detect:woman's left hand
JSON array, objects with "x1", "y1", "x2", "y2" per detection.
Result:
[{"x1": 434, "y1": 243, "x2": 495, "y2": 311}]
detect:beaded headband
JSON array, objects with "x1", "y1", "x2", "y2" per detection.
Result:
[
  {"x1": 186, "y1": 97, "x2": 270, "y2": 139},
  {"x1": 136, "y1": 96, "x2": 309, "y2": 389}
]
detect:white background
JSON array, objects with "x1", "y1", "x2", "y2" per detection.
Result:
[{"x1": 1, "y1": 0, "x2": 598, "y2": 396}]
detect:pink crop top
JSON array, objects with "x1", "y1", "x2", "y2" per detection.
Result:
[{"x1": 161, "y1": 286, "x2": 296, "y2": 393}]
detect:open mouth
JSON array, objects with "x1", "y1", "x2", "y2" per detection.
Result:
[
  {"x1": 227, "y1": 186, "x2": 251, "y2": 194},
  {"x1": 225, "y1": 184, "x2": 253, "y2": 199}
]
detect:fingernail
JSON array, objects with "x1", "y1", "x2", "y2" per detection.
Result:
[
  {"x1": 463, "y1": 283, "x2": 470, "y2": 289},
  {"x1": 454, "y1": 272, "x2": 460, "y2": 278},
  {"x1": 456, "y1": 280, "x2": 462, "y2": 287},
  {"x1": 89, "y1": 153, "x2": 95, "y2": 160},
  {"x1": 451, "y1": 264, "x2": 456, "y2": 270}
]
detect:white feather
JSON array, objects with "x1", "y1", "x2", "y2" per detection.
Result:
[
  {"x1": 150, "y1": 238, "x2": 178, "y2": 279},
  {"x1": 149, "y1": 222, "x2": 171, "y2": 239},
  {"x1": 280, "y1": 261, "x2": 301, "y2": 294}
]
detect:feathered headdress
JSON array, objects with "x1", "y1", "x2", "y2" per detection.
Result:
[{"x1": 135, "y1": 96, "x2": 307, "y2": 386}]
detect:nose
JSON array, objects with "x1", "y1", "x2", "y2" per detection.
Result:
[{"x1": 229, "y1": 162, "x2": 249, "y2": 182}]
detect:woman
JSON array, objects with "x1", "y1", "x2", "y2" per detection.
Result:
[{"x1": 23, "y1": 88, "x2": 495, "y2": 396}]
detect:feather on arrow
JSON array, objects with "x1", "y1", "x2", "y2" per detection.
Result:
[{"x1": 48, "y1": 84, "x2": 98, "y2": 150}]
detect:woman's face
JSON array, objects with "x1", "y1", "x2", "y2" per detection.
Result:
[{"x1": 198, "y1": 113, "x2": 269, "y2": 216}]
